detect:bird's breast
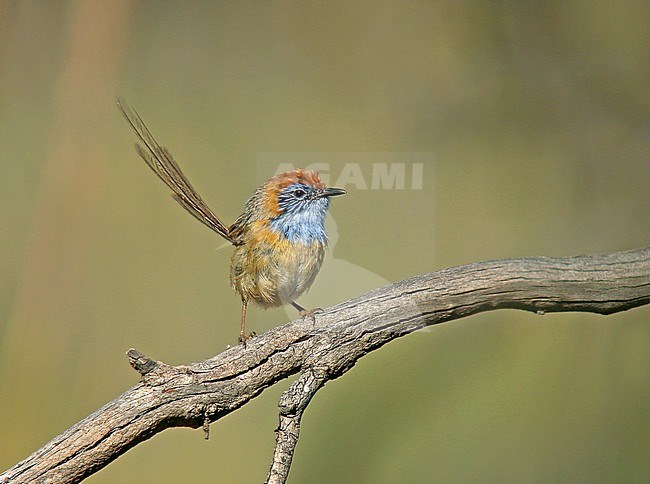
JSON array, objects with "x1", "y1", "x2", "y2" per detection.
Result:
[{"x1": 230, "y1": 222, "x2": 326, "y2": 308}]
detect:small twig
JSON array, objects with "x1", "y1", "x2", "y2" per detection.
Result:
[{"x1": 202, "y1": 410, "x2": 211, "y2": 440}]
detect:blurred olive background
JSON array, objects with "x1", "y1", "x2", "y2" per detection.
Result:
[{"x1": 1, "y1": 1, "x2": 648, "y2": 482}]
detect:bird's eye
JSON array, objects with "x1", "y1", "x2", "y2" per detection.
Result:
[{"x1": 293, "y1": 188, "x2": 306, "y2": 199}]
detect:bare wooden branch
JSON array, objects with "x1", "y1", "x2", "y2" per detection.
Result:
[
  {"x1": 266, "y1": 368, "x2": 327, "y2": 484},
  {"x1": 2, "y1": 248, "x2": 649, "y2": 483}
]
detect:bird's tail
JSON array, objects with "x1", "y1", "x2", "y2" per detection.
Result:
[{"x1": 117, "y1": 97, "x2": 237, "y2": 245}]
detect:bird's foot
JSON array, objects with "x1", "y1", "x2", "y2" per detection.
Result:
[
  {"x1": 238, "y1": 331, "x2": 257, "y2": 346},
  {"x1": 299, "y1": 307, "x2": 323, "y2": 323},
  {"x1": 291, "y1": 302, "x2": 324, "y2": 325}
]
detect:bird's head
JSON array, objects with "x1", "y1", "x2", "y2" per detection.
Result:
[{"x1": 255, "y1": 169, "x2": 345, "y2": 243}]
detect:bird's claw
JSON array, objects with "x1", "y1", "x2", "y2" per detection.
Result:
[
  {"x1": 238, "y1": 331, "x2": 257, "y2": 346},
  {"x1": 299, "y1": 307, "x2": 323, "y2": 323}
]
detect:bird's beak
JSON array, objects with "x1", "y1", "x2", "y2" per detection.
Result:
[{"x1": 319, "y1": 187, "x2": 346, "y2": 198}]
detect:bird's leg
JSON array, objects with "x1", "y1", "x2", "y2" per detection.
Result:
[
  {"x1": 238, "y1": 300, "x2": 255, "y2": 345},
  {"x1": 291, "y1": 301, "x2": 323, "y2": 323}
]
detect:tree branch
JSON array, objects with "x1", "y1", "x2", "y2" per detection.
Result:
[{"x1": 2, "y1": 248, "x2": 649, "y2": 483}]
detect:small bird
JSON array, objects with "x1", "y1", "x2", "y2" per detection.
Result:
[{"x1": 117, "y1": 98, "x2": 345, "y2": 343}]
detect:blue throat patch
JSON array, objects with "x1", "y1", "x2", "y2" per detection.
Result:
[{"x1": 269, "y1": 198, "x2": 330, "y2": 244}]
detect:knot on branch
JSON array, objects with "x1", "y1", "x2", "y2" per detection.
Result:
[
  {"x1": 127, "y1": 348, "x2": 157, "y2": 375},
  {"x1": 127, "y1": 348, "x2": 196, "y2": 387}
]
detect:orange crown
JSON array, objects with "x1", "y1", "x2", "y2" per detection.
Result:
[{"x1": 260, "y1": 170, "x2": 326, "y2": 216}]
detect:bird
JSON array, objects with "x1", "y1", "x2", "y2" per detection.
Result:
[{"x1": 117, "y1": 98, "x2": 346, "y2": 343}]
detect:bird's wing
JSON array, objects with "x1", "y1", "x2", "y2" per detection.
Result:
[{"x1": 117, "y1": 97, "x2": 237, "y2": 245}]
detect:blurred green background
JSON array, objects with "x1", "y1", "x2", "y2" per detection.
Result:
[{"x1": 1, "y1": 1, "x2": 648, "y2": 482}]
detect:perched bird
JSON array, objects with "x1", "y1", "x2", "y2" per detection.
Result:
[{"x1": 117, "y1": 98, "x2": 346, "y2": 343}]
